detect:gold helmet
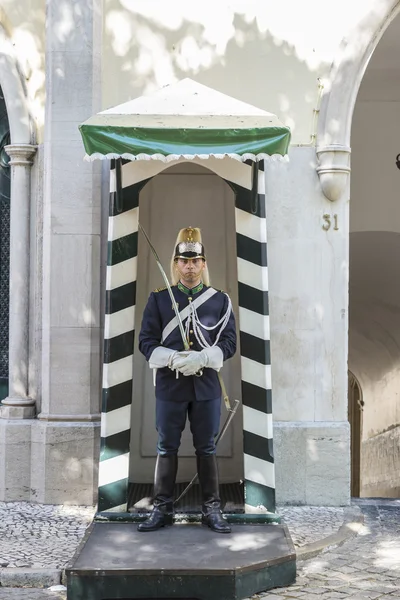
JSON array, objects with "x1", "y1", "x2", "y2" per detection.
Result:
[
  {"x1": 174, "y1": 227, "x2": 206, "y2": 260},
  {"x1": 170, "y1": 227, "x2": 210, "y2": 286}
]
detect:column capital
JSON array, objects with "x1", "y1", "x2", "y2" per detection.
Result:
[{"x1": 4, "y1": 143, "x2": 37, "y2": 166}]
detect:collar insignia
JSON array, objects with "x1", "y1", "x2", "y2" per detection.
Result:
[{"x1": 178, "y1": 281, "x2": 204, "y2": 295}]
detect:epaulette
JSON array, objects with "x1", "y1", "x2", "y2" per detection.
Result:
[{"x1": 154, "y1": 286, "x2": 167, "y2": 293}]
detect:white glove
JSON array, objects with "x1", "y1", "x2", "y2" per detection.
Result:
[
  {"x1": 172, "y1": 350, "x2": 208, "y2": 376},
  {"x1": 201, "y1": 346, "x2": 223, "y2": 370},
  {"x1": 149, "y1": 347, "x2": 178, "y2": 369}
]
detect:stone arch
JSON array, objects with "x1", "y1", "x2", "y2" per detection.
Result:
[
  {"x1": 316, "y1": 0, "x2": 400, "y2": 201},
  {"x1": 0, "y1": 23, "x2": 32, "y2": 144}
]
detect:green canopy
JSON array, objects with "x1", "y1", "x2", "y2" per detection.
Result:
[{"x1": 80, "y1": 79, "x2": 291, "y2": 162}]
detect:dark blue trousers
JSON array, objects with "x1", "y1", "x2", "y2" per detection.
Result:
[{"x1": 156, "y1": 397, "x2": 221, "y2": 456}]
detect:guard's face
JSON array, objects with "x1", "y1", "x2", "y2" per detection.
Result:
[{"x1": 175, "y1": 258, "x2": 205, "y2": 283}]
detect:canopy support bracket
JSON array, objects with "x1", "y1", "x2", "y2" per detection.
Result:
[
  {"x1": 115, "y1": 158, "x2": 123, "y2": 213},
  {"x1": 251, "y1": 161, "x2": 259, "y2": 215}
]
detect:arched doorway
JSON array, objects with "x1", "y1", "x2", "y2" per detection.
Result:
[
  {"x1": 316, "y1": 1, "x2": 400, "y2": 499},
  {"x1": 348, "y1": 371, "x2": 363, "y2": 497},
  {"x1": 349, "y1": 12, "x2": 400, "y2": 498}
]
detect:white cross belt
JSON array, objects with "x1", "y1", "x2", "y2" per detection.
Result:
[{"x1": 161, "y1": 287, "x2": 218, "y2": 344}]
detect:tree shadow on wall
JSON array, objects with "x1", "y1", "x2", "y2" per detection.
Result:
[{"x1": 103, "y1": 2, "x2": 331, "y2": 144}]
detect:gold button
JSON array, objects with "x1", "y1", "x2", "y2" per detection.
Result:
[
  {"x1": 188, "y1": 297, "x2": 192, "y2": 302},
  {"x1": 189, "y1": 341, "x2": 193, "y2": 346},
  {"x1": 190, "y1": 330, "x2": 193, "y2": 334}
]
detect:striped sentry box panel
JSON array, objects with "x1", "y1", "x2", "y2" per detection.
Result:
[
  {"x1": 98, "y1": 160, "x2": 148, "y2": 512},
  {"x1": 98, "y1": 158, "x2": 275, "y2": 514},
  {"x1": 230, "y1": 160, "x2": 276, "y2": 513}
]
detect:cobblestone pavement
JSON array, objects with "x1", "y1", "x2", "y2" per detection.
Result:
[
  {"x1": 1, "y1": 501, "x2": 400, "y2": 599},
  {"x1": 8, "y1": 501, "x2": 400, "y2": 600},
  {"x1": 0, "y1": 501, "x2": 344, "y2": 571},
  {"x1": 278, "y1": 505, "x2": 345, "y2": 547},
  {"x1": 253, "y1": 499, "x2": 400, "y2": 600},
  {"x1": 0, "y1": 502, "x2": 95, "y2": 568}
]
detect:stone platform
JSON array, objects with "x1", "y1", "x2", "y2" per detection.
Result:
[{"x1": 66, "y1": 521, "x2": 296, "y2": 600}]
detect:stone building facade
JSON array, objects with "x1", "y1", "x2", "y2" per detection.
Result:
[{"x1": 1, "y1": 0, "x2": 400, "y2": 507}]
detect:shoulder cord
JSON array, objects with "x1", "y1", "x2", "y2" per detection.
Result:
[{"x1": 185, "y1": 293, "x2": 232, "y2": 349}]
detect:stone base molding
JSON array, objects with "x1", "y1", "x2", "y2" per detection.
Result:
[
  {"x1": 37, "y1": 413, "x2": 101, "y2": 422},
  {"x1": 0, "y1": 420, "x2": 101, "y2": 504},
  {"x1": 0, "y1": 405, "x2": 36, "y2": 419},
  {"x1": 5, "y1": 144, "x2": 37, "y2": 165},
  {"x1": 273, "y1": 421, "x2": 351, "y2": 506},
  {"x1": 0, "y1": 420, "x2": 32, "y2": 501},
  {"x1": 30, "y1": 421, "x2": 100, "y2": 505}
]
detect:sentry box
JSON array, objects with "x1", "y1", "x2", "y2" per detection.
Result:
[{"x1": 66, "y1": 79, "x2": 295, "y2": 600}]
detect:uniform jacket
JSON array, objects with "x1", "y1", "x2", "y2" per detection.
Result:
[{"x1": 139, "y1": 283, "x2": 237, "y2": 401}]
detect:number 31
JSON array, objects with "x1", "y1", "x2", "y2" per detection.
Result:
[{"x1": 322, "y1": 214, "x2": 339, "y2": 231}]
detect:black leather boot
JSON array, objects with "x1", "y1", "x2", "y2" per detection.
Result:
[
  {"x1": 137, "y1": 454, "x2": 178, "y2": 532},
  {"x1": 197, "y1": 455, "x2": 231, "y2": 534}
]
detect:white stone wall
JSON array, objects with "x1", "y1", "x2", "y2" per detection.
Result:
[
  {"x1": 266, "y1": 147, "x2": 350, "y2": 505},
  {"x1": 101, "y1": 0, "x2": 378, "y2": 144}
]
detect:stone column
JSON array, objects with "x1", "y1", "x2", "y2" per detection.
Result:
[{"x1": 0, "y1": 144, "x2": 37, "y2": 419}]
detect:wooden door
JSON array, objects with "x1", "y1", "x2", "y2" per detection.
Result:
[{"x1": 348, "y1": 371, "x2": 363, "y2": 497}]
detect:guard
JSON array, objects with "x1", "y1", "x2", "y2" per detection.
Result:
[{"x1": 138, "y1": 227, "x2": 237, "y2": 533}]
